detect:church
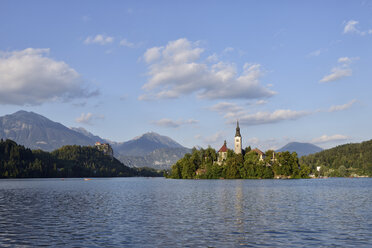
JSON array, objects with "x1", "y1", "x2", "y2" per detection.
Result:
[{"x1": 217, "y1": 121, "x2": 264, "y2": 164}]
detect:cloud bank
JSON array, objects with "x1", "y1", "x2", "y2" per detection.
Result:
[{"x1": 140, "y1": 38, "x2": 275, "y2": 100}]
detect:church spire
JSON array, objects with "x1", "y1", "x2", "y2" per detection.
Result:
[{"x1": 235, "y1": 120, "x2": 241, "y2": 137}]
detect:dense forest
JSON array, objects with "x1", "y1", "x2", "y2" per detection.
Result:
[
  {"x1": 0, "y1": 139, "x2": 162, "y2": 178},
  {"x1": 167, "y1": 147, "x2": 311, "y2": 179},
  {"x1": 300, "y1": 139, "x2": 372, "y2": 177}
]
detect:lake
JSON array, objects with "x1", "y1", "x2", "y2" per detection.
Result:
[{"x1": 0, "y1": 178, "x2": 371, "y2": 247}]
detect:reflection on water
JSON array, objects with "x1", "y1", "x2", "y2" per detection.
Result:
[{"x1": 0, "y1": 178, "x2": 371, "y2": 247}]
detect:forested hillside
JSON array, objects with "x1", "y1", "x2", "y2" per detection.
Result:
[
  {"x1": 0, "y1": 139, "x2": 161, "y2": 178},
  {"x1": 300, "y1": 139, "x2": 372, "y2": 177}
]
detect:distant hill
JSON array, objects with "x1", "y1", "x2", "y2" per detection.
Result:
[
  {"x1": 0, "y1": 139, "x2": 161, "y2": 178},
  {"x1": 115, "y1": 132, "x2": 185, "y2": 156},
  {"x1": 300, "y1": 139, "x2": 372, "y2": 177},
  {"x1": 0, "y1": 111, "x2": 95, "y2": 151},
  {"x1": 277, "y1": 142, "x2": 323, "y2": 157},
  {"x1": 115, "y1": 132, "x2": 190, "y2": 169}
]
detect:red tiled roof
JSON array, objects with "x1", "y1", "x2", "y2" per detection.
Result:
[{"x1": 218, "y1": 143, "x2": 228, "y2": 153}]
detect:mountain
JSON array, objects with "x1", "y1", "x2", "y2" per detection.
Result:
[
  {"x1": 0, "y1": 111, "x2": 190, "y2": 169},
  {"x1": 114, "y1": 132, "x2": 190, "y2": 169},
  {"x1": 277, "y1": 142, "x2": 323, "y2": 157},
  {"x1": 0, "y1": 111, "x2": 95, "y2": 151},
  {"x1": 115, "y1": 132, "x2": 184, "y2": 156},
  {"x1": 70, "y1": 127, "x2": 107, "y2": 144}
]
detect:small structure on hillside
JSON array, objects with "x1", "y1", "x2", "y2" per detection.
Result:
[{"x1": 95, "y1": 142, "x2": 113, "y2": 158}]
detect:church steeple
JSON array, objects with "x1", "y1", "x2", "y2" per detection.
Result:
[
  {"x1": 235, "y1": 120, "x2": 241, "y2": 137},
  {"x1": 234, "y1": 120, "x2": 242, "y2": 154}
]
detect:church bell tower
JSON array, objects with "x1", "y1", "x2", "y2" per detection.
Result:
[{"x1": 234, "y1": 121, "x2": 242, "y2": 154}]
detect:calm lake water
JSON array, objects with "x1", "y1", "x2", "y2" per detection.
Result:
[{"x1": 0, "y1": 178, "x2": 371, "y2": 247}]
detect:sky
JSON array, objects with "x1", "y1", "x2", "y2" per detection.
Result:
[{"x1": 1, "y1": 0, "x2": 372, "y2": 151}]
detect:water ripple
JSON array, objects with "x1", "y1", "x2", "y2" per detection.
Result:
[{"x1": 0, "y1": 178, "x2": 371, "y2": 247}]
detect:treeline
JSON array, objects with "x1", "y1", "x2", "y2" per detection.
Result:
[
  {"x1": 0, "y1": 139, "x2": 162, "y2": 178},
  {"x1": 300, "y1": 139, "x2": 372, "y2": 177},
  {"x1": 167, "y1": 147, "x2": 310, "y2": 179}
]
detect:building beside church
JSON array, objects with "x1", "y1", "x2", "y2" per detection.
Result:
[{"x1": 217, "y1": 140, "x2": 228, "y2": 165}]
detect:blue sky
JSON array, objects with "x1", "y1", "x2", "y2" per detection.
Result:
[{"x1": 1, "y1": 0, "x2": 371, "y2": 150}]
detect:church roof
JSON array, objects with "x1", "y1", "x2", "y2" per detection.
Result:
[
  {"x1": 235, "y1": 121, "x2": 241, "y2": 137},
  {"x1": 218, "y1": 140, "x2": 228, "y2": 153}
]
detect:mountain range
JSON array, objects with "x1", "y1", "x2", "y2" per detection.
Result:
[
  {"x1": 0, "y1": 111, "x2": 94, "y2": 151},
  {"x1": 0, "y1": 111, "x2": 190, "y2": 169},
  {"x1": 1, "y1": 111, "x2": 323, "y2": 169}
]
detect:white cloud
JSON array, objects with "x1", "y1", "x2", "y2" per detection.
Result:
[
  {"x1": 210, "y1": 101, "x2": 309, "y2": 126},
  {"x1": 329, "y1": 99, "x2": 357, "y2": 112},
  {"x1": 311, "y1": 134, "x2": 349, "y2": 144},
  {"x1": 343, "y1": 20, "x2": 369, "y2": 35},
  {"x1": 320, "y1": 68, "x2": 352, "y2": 83},
  {"x1": 0, "y1": 48, "x2": 97, "y2": 105},
  {"x1": 338, "y1": 57, "x2": 352, "y2": 64},
  {"x1": 76, "y1": 113, "x2": 93, "y2": 124},
  {"x1": 75, "y1": 113, "x2": 104, "y2": 125},
  {"x1": 320, "y1": 57, "x2": 357, "y2": 83},
  {"x1": 235, "y1": 109, "x2": 310, "y2": 126},
  {"x1": 84, "y1": 34, "x2": 114, "y2": 45},
  {"x1": 209, "y1": 102, "x2": 244, "y2": 114},
  {"x1": 140, "y1": 38, "x2": 275, "y2": 100},
  {"x1": 206, "y1": 53, "x2": 218, "y2": 63},
  {"x1": 255, "y1": 99, "x2": 267, "y2": 105},
  {"x1": 152, "y1": 118, "x2": 198, "y2": 128},
  {"x1": 143, "y1": 46, "x2": 163, "y2": 63},
  {"x1": 120, "y1": 38, "x2": 135, "y2": 48},
  {"x1": 344, "y1": 20, "x2": 361, "y2": 34}
]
